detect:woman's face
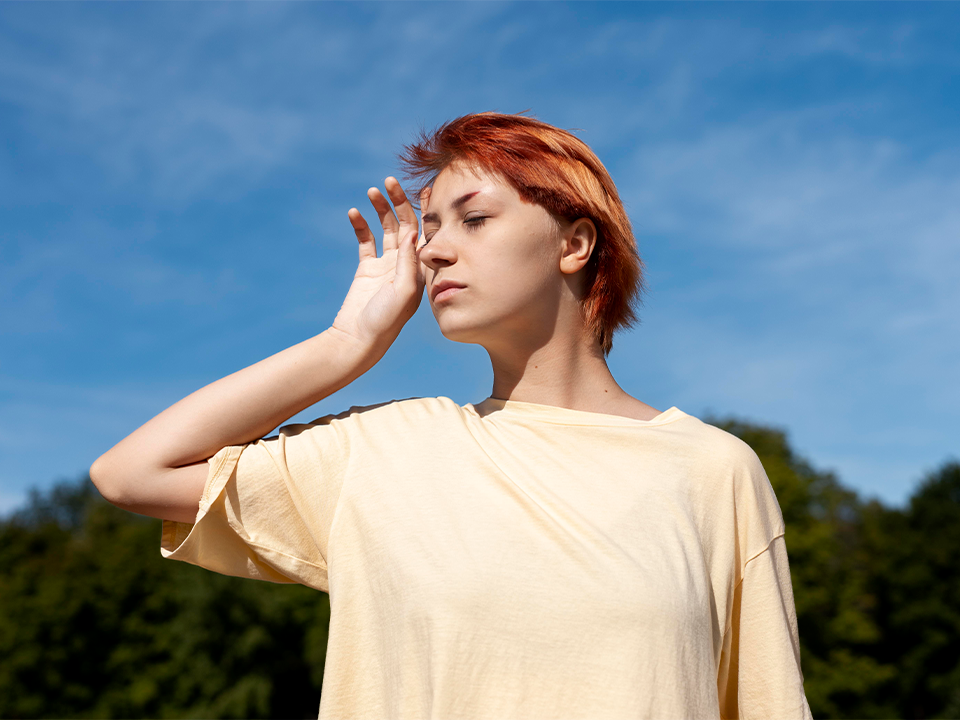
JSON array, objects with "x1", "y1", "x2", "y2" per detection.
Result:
[{"x1": 418, "y1": 162, "x2": 570, "y2": 350}]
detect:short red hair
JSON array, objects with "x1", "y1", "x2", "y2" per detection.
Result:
[{"x1": 399, "y1": 112, "x2": 643, "y2": 356}]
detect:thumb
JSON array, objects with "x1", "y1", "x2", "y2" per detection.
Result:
[{"x1": 395, "y1": 225, "x2": 423, "y2": 294}]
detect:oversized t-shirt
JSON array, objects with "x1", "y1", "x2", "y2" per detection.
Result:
[{"x1": 161, "y1": 396, "x2": 813, "y2": 720}]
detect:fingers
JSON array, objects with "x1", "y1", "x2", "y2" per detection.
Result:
[
  {"x1": 396, "y1": 191, "x2": 427, "y2": 296},
  {"x1": 352, "y1": 178, "x2": 420, "y2": 261},
  {"x1": 367, "y1": 185, "x2": 400, "y2": 252},
  {"x1": 390, "y1": 182, "x2": 428, "y2": 295},
  {"x1": 348, "y1": 207, "x2": 378, "y2": 262},
  {"x1": 385, "y1": 177, "x2": 419, "y2": 252}
]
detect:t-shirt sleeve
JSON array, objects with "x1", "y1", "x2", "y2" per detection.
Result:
[
  {"x1": 717, "y1": 536, "x2": 813, "y2": 720},
  {"x1": 712, "y1": 438, "x2": 812, "y2": 719},
  {"x1": 159, "y1": 408, "x2": 359, "y2": 593}
]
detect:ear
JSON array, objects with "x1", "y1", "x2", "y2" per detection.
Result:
[{"x1": 559, "y1": 218, "x2": 597, "y2": 275}]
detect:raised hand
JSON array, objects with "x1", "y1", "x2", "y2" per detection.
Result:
[{"x1": 331, "y1": 177, "x2": 426, "y2": 353}]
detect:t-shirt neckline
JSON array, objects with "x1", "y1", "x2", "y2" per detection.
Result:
[{"x1": 470, "y1": 397, "x2": 686, "y2": 428}]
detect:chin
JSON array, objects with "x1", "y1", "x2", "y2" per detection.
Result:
[
  {"x1": 437, "y1": 324, "x2": 485, "y2": 346},
  {"x1": 433, "y1": 313, "x2": 492, "y2": 346}
]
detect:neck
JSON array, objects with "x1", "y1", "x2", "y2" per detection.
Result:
[{"x1": 485, "y1": 323, "x2": 631, "y2": 414}]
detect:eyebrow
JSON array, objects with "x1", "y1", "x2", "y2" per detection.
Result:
[{"x1": 421, "y1": 191, "x2": 481, "y2": 224}]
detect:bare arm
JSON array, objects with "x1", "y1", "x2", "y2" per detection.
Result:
[{"x1": 90, "y1": 178, "x2": 426, "y2": 523}]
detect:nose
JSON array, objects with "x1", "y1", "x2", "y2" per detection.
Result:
[{"x1": 418, "y1": 228, "x2": 458, "y2": 271}]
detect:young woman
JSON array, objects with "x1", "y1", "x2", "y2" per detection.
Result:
[{"x1": 91, "y1": 113, "x2": 813, "y2": 720}]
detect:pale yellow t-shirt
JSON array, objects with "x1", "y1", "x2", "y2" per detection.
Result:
[{"x1": 161, "y1": 396, "x2": 813, "y2": 720}]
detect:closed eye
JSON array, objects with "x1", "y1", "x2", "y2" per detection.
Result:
[{"x1": 421, "y1": 215, "x2": 487, "y2": 246}]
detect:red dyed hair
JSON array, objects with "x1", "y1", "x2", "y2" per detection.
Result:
[{"x1": 399, "y1": 112, "x2": 643, "y2": 356}]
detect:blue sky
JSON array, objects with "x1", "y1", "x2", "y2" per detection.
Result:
[{"x1": 2, "y1": 2, "x2": 958, "y2": 514}]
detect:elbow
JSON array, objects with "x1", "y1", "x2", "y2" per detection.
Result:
[{"x1": 89, "y1": 452, "x2": 130, "y2": 508}]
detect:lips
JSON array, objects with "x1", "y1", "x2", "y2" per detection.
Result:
[{"x1": 431, "y1": 279, "x2": 467, "y2": 302}]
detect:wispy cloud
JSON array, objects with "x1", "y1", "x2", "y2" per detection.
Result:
[{"x1": 1, "y1": 2, "x2": 957, "y2": 512}]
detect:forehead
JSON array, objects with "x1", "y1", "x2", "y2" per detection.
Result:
[{"x1": 429, "y1": 162, "x2": 513, "y2": 203}]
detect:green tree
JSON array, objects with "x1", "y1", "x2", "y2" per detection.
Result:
[
  {"x1": 0, "y1": 478, "x2": 331, "y2": 719},
  {"x1": 869, "y1": 461, "x2": 960, "y2": 720}
]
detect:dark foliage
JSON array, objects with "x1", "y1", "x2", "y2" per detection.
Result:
[
  {"x1": 0, "y1": 480, "x2": 329, "y2": 719},
  {"x1": 868, "y1": 462, "x2": 960, "y2": 720}
]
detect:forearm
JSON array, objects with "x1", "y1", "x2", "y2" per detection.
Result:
[{"x1": 91, "y1": 327, "x2": 380, "y2": 504}]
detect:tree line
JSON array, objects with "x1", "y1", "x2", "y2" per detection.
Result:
[{"x1": 1, "y1": 418, "x2": 958, "y2": 719}]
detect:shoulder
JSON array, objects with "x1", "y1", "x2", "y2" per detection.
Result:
[
  {"x1": 274, "y1": 396, "x2": 468, "y2": 456},
  {"x1": 667, "y1": 412, "x2": 777, "y2": 515},
  {"x1": 341, "y1": 395, "x2": 463, "y2": 420},
  {"x1": 666, "y1": 411, "x2": 766, "y2": 476},
  {"x1": 669, "y1": 413, "x2": 785, "y2": 560},
  {"x1": 296, "y1": 396, "x2": 467, "y2": 433}
]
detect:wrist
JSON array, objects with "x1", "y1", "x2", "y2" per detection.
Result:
[{"x1": 320, "y1": 326, "x2": 388, "y2": 373}]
